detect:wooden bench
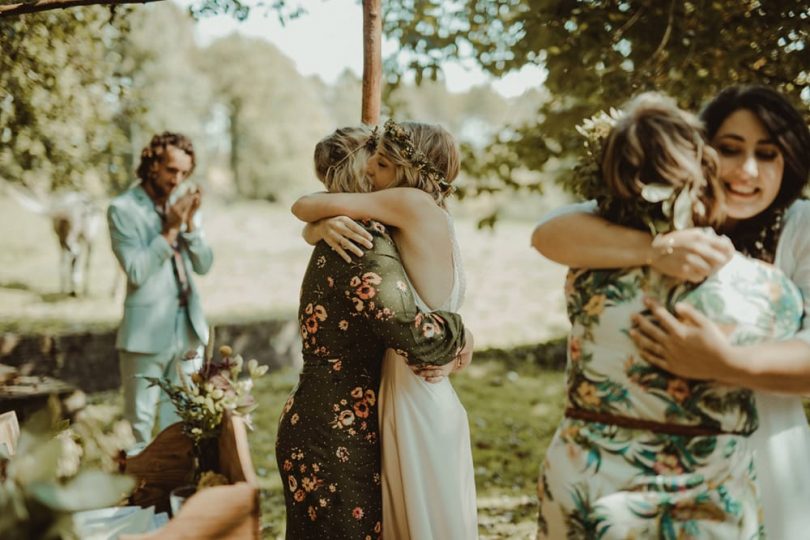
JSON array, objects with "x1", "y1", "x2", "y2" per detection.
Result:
[{"x1": 121, "y1": 412, "x2": 260, "y2": 539}]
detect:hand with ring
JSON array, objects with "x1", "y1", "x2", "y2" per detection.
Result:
[
  {"x1": 646, "y1": 230, "x2": 734, "y2": 283},
  {"x1": 629, "y1": 297, "x2": 734, "y2": 380},
  {"x1": 306, "y1": 216, "x2": 373, "y2": 263}
]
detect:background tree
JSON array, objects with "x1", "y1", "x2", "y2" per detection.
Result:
[
  {"x1": 200, "y1": 35, "x2": 331, "y2": 201},
  {"x1": 117, "y1": 2, "x2": 213, "y2": 183},
  {"x1": 0, "y1": 9, "x2": 133, "y2": 195},
  {"x1": 383, "y1": 0, "x2": 810, "y2": 194}
]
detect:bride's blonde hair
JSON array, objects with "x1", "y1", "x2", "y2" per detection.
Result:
[
  {"x1": 376, "y1": 120, "x2": 460, "y2": 208},
  {"x1": 313, "y1": 126, "x2": 376, "y2": 193}
]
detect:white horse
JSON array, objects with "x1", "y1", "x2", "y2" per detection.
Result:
[{"x1": 2, "y1": 181, "x2": 103, "y2": 297}]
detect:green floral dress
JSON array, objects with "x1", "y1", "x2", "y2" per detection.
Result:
[
  {"x1": 276, "y1": 221, "x2": 465, "y2": 540},
  {"x1": 537, "y1": 251, "x2": 802, "y2": 539}
]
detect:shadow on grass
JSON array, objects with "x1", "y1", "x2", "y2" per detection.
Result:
[
  {"x1": 0, "y1": 281, "x2": 75, "y2": 303},
  {"x1": 0, "y1": 280, "x2": 35, "y2": 292}
]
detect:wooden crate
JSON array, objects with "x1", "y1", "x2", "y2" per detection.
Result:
[{"x1": 121, "y1": 412, "x2": 260, "y2": 539}]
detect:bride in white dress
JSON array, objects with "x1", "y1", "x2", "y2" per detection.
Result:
[
  {"x1": 293, "y1": 120, "x2": 478, "y2": 539},
  {"x1": 379, "y1": 210, "x2": 477, "y2": 540}
]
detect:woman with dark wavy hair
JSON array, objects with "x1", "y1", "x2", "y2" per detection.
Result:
[{"x1": 532, "y1": 86, "x2": 810, "y2": 538}]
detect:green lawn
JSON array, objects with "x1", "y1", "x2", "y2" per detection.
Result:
[{"x1": 249, "y1": 357, "x2": 564, "y2": 540}]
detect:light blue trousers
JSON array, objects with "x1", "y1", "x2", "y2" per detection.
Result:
[{"x1": 119, "y1": 309, "x2": 202, "y2": 452}]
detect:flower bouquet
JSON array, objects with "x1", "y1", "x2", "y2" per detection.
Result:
[{"x1": 145, "y1": 345, "x2": 268, "y2": 477}]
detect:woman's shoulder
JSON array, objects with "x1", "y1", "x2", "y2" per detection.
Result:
[
  {"x1": 785, "y1": 198, "x2": 810, "y2": 223},
  {"x1": 776, "y1": 199, "x2": 810, "y2": 262},
  {"x1": 783, "y1": 199, "x2": 810, "y2": 238}
]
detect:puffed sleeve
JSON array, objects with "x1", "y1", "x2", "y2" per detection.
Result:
[
  {"x1": 781, "y1": 200, "x2": 810, "y2": 345},
  {"x1": 535, "y1": 200, "x2": 597, "y2": 228},
  {"x1": 342, "y1": 222, "x2": 466, "y2": 367}
]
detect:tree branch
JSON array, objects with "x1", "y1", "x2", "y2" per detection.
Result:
[{"x1": 0, "y1": 0, "x2": 163, "y2": 18}]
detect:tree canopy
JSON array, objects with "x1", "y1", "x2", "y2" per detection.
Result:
[{"x1": 383, "y1": 0, "x2": 809, "y2": 193}]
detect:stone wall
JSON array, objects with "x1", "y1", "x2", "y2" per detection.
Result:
[{"x1": 0, "y1": 318, "x2": 303, "y2": 393}]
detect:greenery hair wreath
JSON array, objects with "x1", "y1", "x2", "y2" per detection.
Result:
[{"x1": 382, "y1": 119, "x2": 455, "y2": 195}]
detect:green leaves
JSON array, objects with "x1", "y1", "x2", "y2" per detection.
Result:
[
  {"x1": 27, "y1": 471, "x2": 135, "y2": 513},
  {"x1": 384, "y1": 0, "x2": 810, "y2": 196}
]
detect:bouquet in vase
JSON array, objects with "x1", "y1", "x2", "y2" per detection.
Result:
[{"x1": 145, "y1": 345, "x2": 268, "y2": 475}]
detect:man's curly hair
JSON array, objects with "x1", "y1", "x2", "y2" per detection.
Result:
[{"x1": 136, "y1": 132, "x2": 196, "y2": 184}]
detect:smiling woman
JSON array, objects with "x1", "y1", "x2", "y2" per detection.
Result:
[{"x1": 712, "y1": 109, "x2": 783, "y2": 223}]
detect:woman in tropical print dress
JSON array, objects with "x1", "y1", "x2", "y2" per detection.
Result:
[
  {"x1": 276, "y1": 127, "x2": 469, "y2": 539},
  {"x1": 532, "y1": 85, "x2": 810, "y2": 539},
  {"x1": 536, "y1": 93, "x2": 803, "y2": 538}
]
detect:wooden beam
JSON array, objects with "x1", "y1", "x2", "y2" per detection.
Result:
[
  {"x1": 361, "y1": 0, "x2": 382, "y2": 125},
  {"x1": 0, "y1": 0, "x2": 163, "y2": 18}
]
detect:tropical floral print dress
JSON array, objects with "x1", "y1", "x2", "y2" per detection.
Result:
[
  {"x1": 538, "y1": 249, "x2": 803, "y2": 540},
  {"x1": 276, "y1": 221, "x2": 466, "y2": 540}
]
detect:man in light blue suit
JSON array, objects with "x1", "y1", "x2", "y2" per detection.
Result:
[{"x1": 108, "y1": 132, "x2": 213, "y2": 451}]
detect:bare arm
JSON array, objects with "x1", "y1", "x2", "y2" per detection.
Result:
[
  {"x1": 532, "y1": 211, "x2": 654, "y2": 268},
  {"x1": 292, "y1": 188, "x2": 438, "y2": 230},
  {"x1": 532, "y1": 204, "x2": 734, "y2": 281}
]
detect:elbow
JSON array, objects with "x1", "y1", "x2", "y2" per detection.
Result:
[
  {"x1": 530, "y1": 224, "x2": 552, "y2": 257},
  {"x1": 197, "y1": 257, "x2": 214, "y2": 275},
  {"x1": 290, "y1": 196, "x2": 312, "y2": 221},
  {"x1": 124, "y1": 267, "x2": 147, "y2": 287}
]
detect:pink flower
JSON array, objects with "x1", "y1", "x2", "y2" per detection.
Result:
[
  {"x1": 362, "y1": 272, "x2": 382, "y2": 285},
  {"x1": 353, "y1": 506, "x2": 364, "y2": 520},
  {"x1": 356, "y1": 285, "x2": 376, "y2": 300}
]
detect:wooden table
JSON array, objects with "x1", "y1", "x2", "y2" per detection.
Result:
[{"x1": 0, "y1": 366, "x2": 75, "y2": 421}]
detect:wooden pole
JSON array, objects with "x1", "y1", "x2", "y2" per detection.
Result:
[
  {"x1": 0, "y1": 0, "x2": 162, "y2": 18},
  {"x1": 361, "y1": 0, "x2": 382, "y2": 125}
]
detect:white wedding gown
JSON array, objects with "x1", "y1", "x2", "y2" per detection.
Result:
[{"x1": 379, "y1": 213, "x2": 478, "y2": 540}]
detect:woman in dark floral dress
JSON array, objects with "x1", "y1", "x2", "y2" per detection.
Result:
[{"x1": 276, "y1": 127, "x2": 468, "y2": 539}]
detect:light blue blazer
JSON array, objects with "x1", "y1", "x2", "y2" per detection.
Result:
[{"x1": 108, "y1": 185, "x2": 213, "y2": 354}]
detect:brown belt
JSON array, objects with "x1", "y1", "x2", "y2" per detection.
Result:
[{"x1": 564, "y1": 407, "x2": 748, "y2": 437}]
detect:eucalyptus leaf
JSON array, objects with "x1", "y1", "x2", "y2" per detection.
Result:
[
  {"x1": 28, "y1": 471, "x2": 135, "y2": 513},
  {"x1": 8, "y1": 438, "x2": 64, "y2": 486},
  {"x1": 0, "y1": 480, "x2": 29, "y2": 532}
]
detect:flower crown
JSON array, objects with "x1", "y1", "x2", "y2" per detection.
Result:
[
  {"x1": 571, "y1": 108, "x2": 702, "y2": 236},
  {"x1": 382, "y1": 119, "x2": 454, "y2": 195}
]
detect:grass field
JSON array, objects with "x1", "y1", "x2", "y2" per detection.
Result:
[{"x1": 251, "y1": 359, "x2": 566, "y2": 539}]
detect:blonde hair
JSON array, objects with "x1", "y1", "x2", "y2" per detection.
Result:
[
  {"x1": 602, "y1": 92, "x2": 724, "y2": 228},
  {"x1": 377, "y1": 121, "x2": 460, "y2": 208},
  {"x1": 313, "y1": 126, "x2": 375, "y2": 193}
]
